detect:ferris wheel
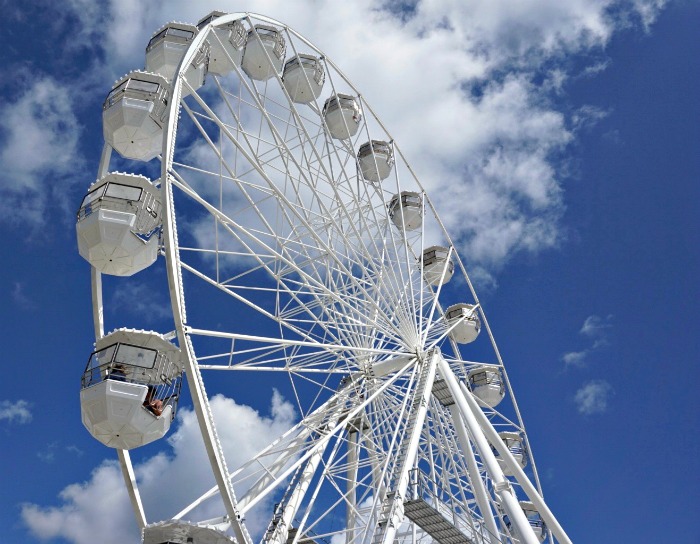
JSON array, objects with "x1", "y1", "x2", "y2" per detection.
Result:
[{"x1": 75, "y1": 11, "x2": 572, "y2": 544}]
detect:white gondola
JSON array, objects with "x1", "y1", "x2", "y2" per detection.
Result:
[
  {"x1": 197, "y1": 11, "x2": 247, "y2": 76},
  {"x1": 519, "y1": 502, "x2": 547, "y2": 542},
  {"x1": 466, "y1": 365, "x2": 505, "y2": 407},
  {"x1": 358, "y1": 140, "x2": 394, "y2": 182},
  {"x1": 80, "y1": 329, "x2": 183, "y2": 450},
  {"x1": 445, "y1": 303, "x2": 481, "y2": 344},
  {"x1": 76, "y1": 173, "x2": 162, "y2": 276},
  {"x1": 323, "y1": 94, "x2": 362, "y2": 140},
  {"x1": 143, "y1": 520, "x2": 235, "y2": 544},
  {"x1": 493, "y1": 431, "x2": 528, "y2": 476},
  {"x1": 283, "y1": 54, "x2": 325, "y2": 103},
  {"x1": 241, "y1": 25, "x2": 286, "y2": 80},
  {"x1": 421, "y1": 245, "x2": 454, "y2": 286},
  {"x1": 102, "y1": 71, "x2": 169, "y2": 162},
  {"x1": 389, "y1": 191, "x2": 423, "y2": 231},
  {"x1": 145, "y1": 22, "x2": 208, "y2": 95}
]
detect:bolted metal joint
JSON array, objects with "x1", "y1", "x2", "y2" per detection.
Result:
[{"x1": 493, "y1": 480, "x2": 512, "y2": 493}]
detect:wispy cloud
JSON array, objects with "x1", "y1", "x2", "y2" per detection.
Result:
[
  {"x1": 580, "y1": 314, "x2": 613, "y2": 347},
  {"x1": 562, "y1": 350, "x2": 588, "y2": 368},
  {"x1": 11, "y1": 282, "x2": 35, "y2": 310},
  {"x1": 65, "y1": 444, "x2": 85, "y2": 457},
  {"x1": 631, "y1": 0, "x2": 668, "y2": 31},
  {"x1": 562, "y1": 350, "x2": 590, "y2": 368},
  {"x1": 562, "y1": 314, "x2": 613, "y2": 367},
  {"x1": 0, "y1": 399, "x2": 32, "y2": 424},
  {"x1": 571, "y1": 105, "x2": 610, "y2": 132},
  {"x1": 562, "y1": 349, "x2": 590, "y2": 369},
  {"x1": 0, "y1": 74, "x2": 83, "y2": 228},
  {"x1": 574, "y1": 380, "x2": 613, "y2": 415},
  {"x1": 581, "y1": 314, "x2": 612, "y2": 336},
  {"x1": 37, "y1": 442, "x2": 59, "y2": 464},
  {"x1": 111, "y1": 281, "x2": 172, "y2": 323},
  {"x1": 36, "y1": 442, "x2": 84, "y2": 463}
]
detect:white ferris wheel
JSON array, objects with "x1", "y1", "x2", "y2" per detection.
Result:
[{"x1": 76, "y1": 11, "x2": 572, "y2": 544}]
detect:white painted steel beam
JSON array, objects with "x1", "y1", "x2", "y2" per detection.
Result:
[
  {"x1": 240, "y1": 365, "x2": 410, "y2": 515},
  {"x1": 117, "y1": 449, "x2": 147, "y2": 530},
  {"x1": 434, "y1": 357, "x2": 540, "y2": 544},
  {"x1": 378, "y1": 349, "x2": 439, "y2": 544},
  {"x1": 161, "y1": 28, "x2": 252, "y2": 544},
  {"x1": 346, "y1": 427, "x2": 359, "y2": 544},
  {"x1": 266, "y1": 396, "x2": 347, "y2": 544},
  {"x1": 459, "y1": 382, "x2": 573, "y2": 544},
  {"x1": 447, "y1": 403, "x2": 501, "y2": 543},
  {"x1": 91, "y1": 235, "x2": 147, "y2": 529},
  {"x1": 188, "y1": 327, "x2": 401, "y2": 357},
  {"x1": 175, "y1": 393, "x2": 336, "y2": 520},
  {"x1": 267, "y1": 440, "x2": 330, "y2": 544}
]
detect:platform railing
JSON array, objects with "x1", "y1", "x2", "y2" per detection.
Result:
[{"x1": 407, "y1": 467, "x2": 490, "y2": 543}]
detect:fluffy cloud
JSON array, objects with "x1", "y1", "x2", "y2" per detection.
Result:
[
  {"x1": 22, "y1": 392, "x2": 296, "y2": 544},
  {"x1": 12, "y1": 0, "x2": 664, "y2": 273},
  {"x1": 22, "y1": 459, "x2": 137, "y2": 544},
  {"x1": 574, "y1": 379, "x2": 613, "y2": 414},
  {"x1": 0, "y1": 399, "x2": 32, "y2": 424},
  {"x1": 0, "y1": 75, "x2": 83, "y2": 227}
]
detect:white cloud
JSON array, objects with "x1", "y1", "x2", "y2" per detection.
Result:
[
  {"x1": 36, "y1": 442, "x2": 84, "y2": 464},
  {"x1": 37, "y1": 442, "x2": 60, "y2": 464},
  {"x1": 21, "y1": 0, "x2": 665, "y2": 275},
  {"x1": 571, "y1": 105, "x2": 610, "y2": 132},
  {"x1": 21, "y1": 459, "x2": 137, "y2": 544},
  {"x1": 631, "y1": 0, "x2": 668, "y2": 30},
  {"x1": 467, "y1": 266, "x2": 499, "y2": 293},
  {"x1": 562, "y1": 314, "x2": 613, "y2": 367},
  {"x1": 574, "y1": 379, "x2": 613, "y2": 414},
  {"x1": 0, "y1": 75, "x2": 83, "y2": 227},
  {"x1": 0, "y1": 399, "x2": 32, "y2": 424},
  {"x1": 66, "y1": 445, "x2": 85, "y2": 457},
  {"x1": 562, "y1": 350, "x2": 589, "y2": 368},
  {"x1": 11, "y1": 282, "x2": 35, "y2": 310},
  {"x1": 111, "y1": 281, "x2": 172, "y2": 323},
  {"x1": 22, "y1": 392, "x2": 296, "y2": 544},
  {"x1": 580, "y1": 314, "x2": 612, "y2": 339}
]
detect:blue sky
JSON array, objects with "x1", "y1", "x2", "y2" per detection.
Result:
[{"x1": 0, "y1": 1, "x2": 698, "y2": 543}]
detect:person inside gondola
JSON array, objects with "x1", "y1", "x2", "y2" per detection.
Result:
[
  {"x1": 107, "y1": 363, "x2": 127, "y2": 382},
  {"x1": 143, "y1": 385, "x2": 163, "y2": 416}
]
